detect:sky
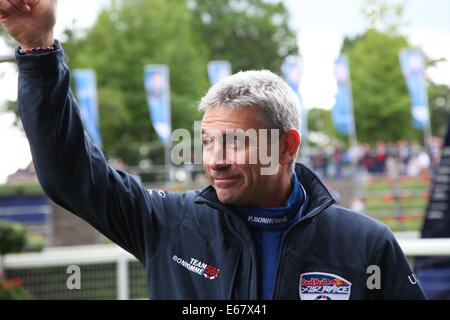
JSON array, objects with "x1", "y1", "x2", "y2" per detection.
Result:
[
  {"x1": 284, "y1": 0, "x2": 450, "y2": 109},
  {"x1": 0, "y1": 0, "x2": 450, "y2": 183}
]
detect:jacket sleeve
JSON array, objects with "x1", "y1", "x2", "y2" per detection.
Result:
[
  {"x1": 15, "y1": 41, "x2": 184, "y2": 264},
  {"x1": 372, "y1": 227, "x2": 427, "y2": 299}
]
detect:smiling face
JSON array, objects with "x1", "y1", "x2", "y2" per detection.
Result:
[{"x1": 201, "y1": 105, "x2": 296, "y2": 207}]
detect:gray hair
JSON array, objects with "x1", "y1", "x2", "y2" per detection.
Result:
[
  {"x1": 199, "y1": 70, "x2": 302, "y2": 170},
  {"x1": 199, "y1": 70, "x2": 301, "y2": 132}
]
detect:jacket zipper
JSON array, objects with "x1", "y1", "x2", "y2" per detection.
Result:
[
  {"x1": 195, "y1": 199, "x2": 259, "y2": 300},
  {"x1": 271, "y1": 199, "x2": 335, "y2": 300}
]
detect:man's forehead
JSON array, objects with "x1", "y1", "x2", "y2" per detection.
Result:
[{"x1": 201, "y1": 105, "x2": 265, "y2": 132}]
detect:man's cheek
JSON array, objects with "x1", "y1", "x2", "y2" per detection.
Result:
[
  {"x1": 247, "y1": 146, "x2": 259, "y2": 165},
  {"x1": 203, "y1": 151, "x2": 217, "y2": 169},
  {"x1": 202, "y1": 151, "x2": 210, "y2": 165}
]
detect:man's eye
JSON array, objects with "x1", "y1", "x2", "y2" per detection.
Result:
[
  {"x1": 231, "y1": 136, "x2": 243, "y2": 148},
  {"x1": 202, "y1": 138, "x2": 213, "y2": 146}
]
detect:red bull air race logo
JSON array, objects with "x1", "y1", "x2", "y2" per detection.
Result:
[
  {"x1": 172, "y1": 255, "x2": 220, "y2": 280},
  {"x1": 299, "y1": 272, "x2": 352, "y2": 300}
]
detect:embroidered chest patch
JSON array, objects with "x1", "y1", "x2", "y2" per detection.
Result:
[{"x1": 299, "y1": 272, "x2": 352, "y2": 300}]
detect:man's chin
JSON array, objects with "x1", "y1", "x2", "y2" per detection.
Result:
[{"x1": 215, "y1": 188, "x2": 241, "y2": 204}]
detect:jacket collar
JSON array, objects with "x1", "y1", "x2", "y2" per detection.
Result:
[{"x1": 194, "y1": 163, "x2": 336, "y2": 220}]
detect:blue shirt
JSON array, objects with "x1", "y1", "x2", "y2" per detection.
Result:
[{"x1": 234, "y1": 174, "x2": 308, "y2": 299}]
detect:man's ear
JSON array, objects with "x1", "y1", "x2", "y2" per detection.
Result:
[{"x1": 279, "y1": 129, "x2": 301, "y2": 166}]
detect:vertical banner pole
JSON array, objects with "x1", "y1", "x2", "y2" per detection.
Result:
[
  {"x1": 116, "y1": 253, "x2": 129, "y2": 300},
  {"x1": 399, "y1": 49, "x2": 432, "y2": 151},
  {"x1": 144, "y1": 65, "x2": 173, "y2": 183},
  {"x1": 281, "y1": 55, "x2": 309, "y2": 166},
  {"x1": 73, "y1": 69, "x2": 102, "y2": 149},
  {"x1": 333, "y1": 55, "x2": 358, "y2": 171}
]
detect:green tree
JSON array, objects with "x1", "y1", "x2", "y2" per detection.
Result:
[
  {"x1": 2, "y1": 0, "x2": 299, "y2": 167},
  {"x1": 307, "y1": 108, "x2": 342, "y2": 146},
  {"x1": 62, "y1": 0, "x2": 210, "y2": 165},
  {"x1": 0, "y1": 221, "x2": 34, "y2": 299},
  {"x1": 342, "y1": 27, "x2": 450, "y2": 144},
  {"x1": 338, "y1": 0, "x2": 450, "y2": 144},
  {"x1": 189, "y1": 0, "x2": 298, "y2": 73},
  {"x1": 341, "y1": 29, "x2": 420, "y2": 144},
  {"x1": 0, "y1": 221, "x2": 27, "y2": 280}
]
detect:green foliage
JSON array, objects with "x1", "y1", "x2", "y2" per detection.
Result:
[
  {"x1": 0, "y1": 220, "x2": 40, "y2": 300},
  {"x1": 0, "y1": 182, "x2": 44, "y2": 198},
  {"x1": 0, "y1": 278, "x2": 33, "y2": 300},
  {"x1": 24, "y1": 234, "x2": 45, "y2": 253},
  {"x1": 366, "y1": 198, "x2": 426, "y2": 210},
  {"x1": 0, "y1": 221, "x2": 27, "y2": 255},
  {"x1": 189, "y1": 0, "x2": 298, "y2": 73},
  {"x1": 308, "y1": 108, "x2": 331, "y2": 133},
  {"x1": 342, "y1": 29, "x2": 423, "y2": 143},
  {"x1": 2, "y1": 0, "x2": 298, "y2": 166},
  {"x1": 363, "y1": 175, "x2": 430, "y2": 232},
  {"x1": 307, "y1": 108, "x2": 345, "y2": 146},
  {"x1": 365, "y1": 178, "x2": 428, "y2": 191},
  {"x1": 340, "y1": 0, "x2": 450, "y2": 144},
  {"x1": 62, "y1": 0, "x2": 209, "y2": 165}
]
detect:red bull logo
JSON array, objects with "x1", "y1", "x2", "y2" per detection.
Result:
[
  {"x1": 299, "y1": 272, "x2": 352, "y2": 300},
  {"x1": 301, "y1": 277, "x2": 349, "y2": 286}
]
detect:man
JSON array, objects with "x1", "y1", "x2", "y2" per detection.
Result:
[{"x1": 0, "y1": 0, "x2": 426, "y2": 299}]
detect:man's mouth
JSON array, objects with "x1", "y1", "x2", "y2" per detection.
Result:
[{"x1": 212, "y1": 175, "x2": 242, "y2": 187}]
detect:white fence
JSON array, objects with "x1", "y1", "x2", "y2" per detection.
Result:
[
  {"x1": 398, "y1": 238, "x2": 450, "y2": 256},
  {"x1": 4, "y1": 235, "x2": 450, "y2": 300},
  {"x1": 4, "y1": 244, "x2": 145, "y2": 300}
]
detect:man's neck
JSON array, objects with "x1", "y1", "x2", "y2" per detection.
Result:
[{"x1": 256, "y1": 171, "x2": 294, "y2": 208}]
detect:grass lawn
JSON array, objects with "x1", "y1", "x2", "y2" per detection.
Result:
[{"x1": 363, "y1": 176, "x2": 430, "y2": 232}]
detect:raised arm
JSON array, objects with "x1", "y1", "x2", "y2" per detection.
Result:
[
  {"x1": 0, "y1": 0, "x2": 186, "y2": 263},
  {"x1": 0, "y1": 0, "x2": 55, "y2": 50}
]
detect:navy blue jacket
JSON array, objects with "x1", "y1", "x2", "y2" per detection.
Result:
[{"x1": 16, "y1": 42, "x2": 426, "y2": 300}]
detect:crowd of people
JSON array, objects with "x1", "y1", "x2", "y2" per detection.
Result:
[{"x1": 309, "y1": 138, "x2": 442, "y2": 180}]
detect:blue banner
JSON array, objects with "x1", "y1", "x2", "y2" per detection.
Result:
[
  {"x1": 0, "y1": 195, "x2": 49, "y2": 224},
  {"x1": 207, "y1": 61, "x2": 232, "y2": 85},
  {"x1": 332, "y1": 55, "x2": 355, "y2": 136},
  {"x1": 73, "y1": 69, "x2": 102, "y2": 148},
  {"x1": 399, "y1": 49, "x2": 430, "y2": 130},
  {"x1": 281, "y1": 55, "x2": 308, "y2": 138},
  {"x1": 144, "y1": 65, "x2": 171, "y2": 146}
]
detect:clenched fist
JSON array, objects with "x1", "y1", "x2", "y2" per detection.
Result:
[{"x1": 0, "y1": 0, "x2": 56, "y2": 49}]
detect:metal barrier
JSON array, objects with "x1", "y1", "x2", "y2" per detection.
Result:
[
  {"x1": 398, "y1": 238, "x2": 450, "y2": 256},
  {"x1": 4, "y1": 238, "x2": 450, "y2": 299},
  {"x1": 0, "y1": 55, "x2": 15, "y2": 63},
  {"x1": 4, "y1": 244, "x2": 147, "y2": 300}
]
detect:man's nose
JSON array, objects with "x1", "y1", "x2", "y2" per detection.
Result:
[{"x1": 205, "y1": 143, "x2": 233, "y2": 168}]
